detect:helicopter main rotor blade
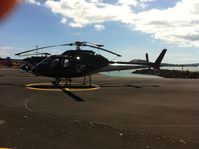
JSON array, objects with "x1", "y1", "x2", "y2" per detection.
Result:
[
  {"x1": 15, "y1": 44, "x2": 71, "y2": 56},
  {"x1": 15, "y1": 41, "x2": 122, "y2": 57},
  {"x1": 86, "y1": 42, "x2": 104, "y2": 47},
  {"x1": 19, "y1": 52, "x2": 51, "y2": 57},
  {"x1": 86, "y1": 45, "x2": 122, "y2": 57}
]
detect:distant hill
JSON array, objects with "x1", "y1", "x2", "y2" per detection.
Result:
[
  {"x1": 129, "y1": 59, "x2": 147, "y2": 63},
  {"x1": 130, "y1": 59, "x2": 199, "y2": 67},
  {"x1": 161, "y1": 63, "x2": 199, "y2": 67}
]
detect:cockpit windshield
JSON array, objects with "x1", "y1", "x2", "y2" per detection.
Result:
[{"x1": 39, "y1": 56, "x2": 52, "y2": 66}]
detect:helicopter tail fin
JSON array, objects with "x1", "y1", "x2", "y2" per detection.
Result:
[{"x1": 152, "y1": 49, "x2": 167, "y2": 69}]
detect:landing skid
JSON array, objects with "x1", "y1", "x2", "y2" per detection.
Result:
[
  {"x1": 51, "y1": 75, "x2": 93, "y2": 87},
  {"x1": 51, "y1": 78, "x2": 60, "y2": 87},
  {"x1": 83, "y1": 75, "x2": 92, "y2": 87}
]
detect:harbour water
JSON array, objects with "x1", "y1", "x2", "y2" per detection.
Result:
[
  {"x1": 101, "y1": 70, "x2": 161, "y2": 78},
  {"x1": 101, "y1": 67, "x2": 199, "y2": 78}
]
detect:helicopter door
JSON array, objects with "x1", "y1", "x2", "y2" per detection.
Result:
[
  {"x1": 60, "y1": 58, "x2": 70, "y2": 76},
  {"x1": 48, "y1": 58, "x2": 60, "y2": 75}
]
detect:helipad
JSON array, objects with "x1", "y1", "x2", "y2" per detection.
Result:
[{"x1": 25, "y1": 82, "x2": 100, "y2": 92}]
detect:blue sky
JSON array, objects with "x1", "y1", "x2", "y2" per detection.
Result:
[{"x1": 1, "y1": 0, "x2": 199, "y2": 64}]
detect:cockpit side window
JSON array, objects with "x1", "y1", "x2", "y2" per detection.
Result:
[
  {"x1": 38, "y1": 57, "x2": 52, "y2": 67},
  {"x1": 63, "y1": 59, "x2": 69, "y2": 68},
  {"x1": 49, "y1": 58, "x2": 59, "y2": 68}
]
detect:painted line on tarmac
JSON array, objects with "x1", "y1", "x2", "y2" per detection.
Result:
[
  {"x1": 25, "y1": 83, "x2": 100, "y2": 92},
  {"x1": 24, "y1": 98, "x2": 32, "y2": 112},
  {"x1": 64, "y1": 86, "x2": 100, "y2": 92}
]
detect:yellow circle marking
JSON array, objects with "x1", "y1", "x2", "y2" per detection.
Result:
[
  {"x1": 26, "y1": 83, "x2": 61, "y2": 92},
  {"x1": 25, "y1": 83, "x2": 100, "y2": 92}
]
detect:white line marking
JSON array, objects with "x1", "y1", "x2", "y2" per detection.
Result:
[{"x1": 24, "y1": 98, "x2": 32, "y2": 112}]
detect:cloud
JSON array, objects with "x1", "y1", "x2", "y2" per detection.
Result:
[
  {"x1": 118, "y1": 0, "x2": 139, "y2": 7},
  {"x1": 44, "y1": 0, "x2": 130, "y2": 28},
  {"x1": 164, "y1": 53, "x2": 199, "y2": 63},
  {"x1": 21, "y1": 0, "x2": 41, "y2": 5},
  {"x1": 0, "y1": 47, "x2": 14, "y2": 58},
  {"x1": 94, "y1": 24, "x2": 105, "y2": 31},
  {"x1": 118, "y1": 0, "x2": 155, "y2": 8},
  {"x1": 44, "y1": 0, "x2": 150, "y2": 28},
  {"x1": 131, "y1": 0, "x2": 199, "y2": 47},
  {"x1": 29, "y1": 0, "x2": 199, "y2": 47}
]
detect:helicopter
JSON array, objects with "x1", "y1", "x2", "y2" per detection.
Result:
[{"x1": 15, "y1": 41, "x2": 167, "y2": 86}]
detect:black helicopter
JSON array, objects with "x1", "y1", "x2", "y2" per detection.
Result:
[{"x1": 16, "y1": 41, "x2": 167, "y2": 86}]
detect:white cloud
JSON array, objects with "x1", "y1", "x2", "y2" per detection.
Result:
[
  {"x1": 44, "y1": 0, "x2": 140, "y2": 28},
  {"x1": 38, "y1": 0, "x2": 199, "y2": 47},
  {"x1": 118, "y1": 0, "x2": 138, "y2": 7},
  {"x1": 164, "y1": 53, "x2": 199, "y2": 64},
  {"x1": 94, "y1": 24, "x2": 105, "y2": 31},
  {"x1": 0, "y1": 47, "x2": 14, "y2": 58},
  {"x1": 140, "y1": 0, "x2": 155, "y2": 2},
  {"x1": 118, "y1": 0, "x2": 155, "y2": 7},
  {"x1": 131, "y1": 0, "x2": 199, "y2": 47},
  {"x1": 21, "y1": 0, "x2": 41, "y2": 5}
]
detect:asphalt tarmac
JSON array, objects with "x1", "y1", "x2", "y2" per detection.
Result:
[{"x1": 0, "y1": 68, "x2": 199, "y2": 149}]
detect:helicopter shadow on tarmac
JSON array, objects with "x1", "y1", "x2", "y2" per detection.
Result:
[
  {"x1": 60, "y1": 88, "x2": 85, "y2": 102},
  {"x1": 60, "y1": 84, "x2": 160, "y2": 102},
  {"x1": 25, "y1": 82, "x2": 160, "y2": 102},
  {"x1": 60, "y1": 84, "x2": 102, "y2": 102},
  {"x1": 25, "y1": 83, "x2": 88, "y2": 102}
]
